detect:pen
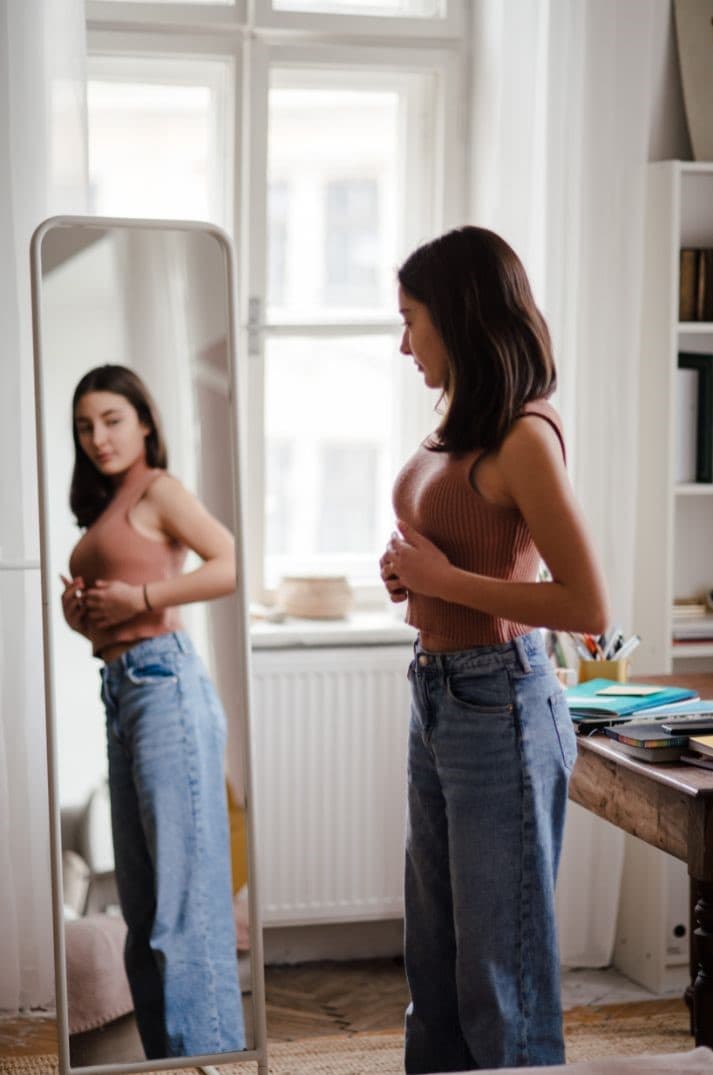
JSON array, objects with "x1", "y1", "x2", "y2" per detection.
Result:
[
  {"x1": 583, "y1": 633, "x2": 605, "y2": 659},
  {"x1": 614, "y1": 634, "x2": 641, "y2": 661},
  {"x1": 603, "y1": 626, "x2": 624, "y2": 659},
  {"x1": 568, "y1": 632, "x2": 592, "y2": 660}
]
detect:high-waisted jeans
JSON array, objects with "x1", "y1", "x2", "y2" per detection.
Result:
[
  {"x1": 404, "y1": 630, "x2": 576, "y2": 1072},
  {"x1": 100, "y1": 631, "x2": 245, "y2": 1059}
]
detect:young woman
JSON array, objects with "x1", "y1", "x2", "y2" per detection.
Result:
[
  {"x1": 60, "y1": 364, "x2": 245, "y2": 1060},
  {"x1": 380, "y1": 227, "x2": 609, "y2": 1072}
]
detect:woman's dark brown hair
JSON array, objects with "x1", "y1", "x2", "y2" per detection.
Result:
[
  {"x1": 398, "y1": 225, "x2": 556, "y2": 453},
  {"x1": 70, "y1": 365, "x2": 168, "y2": 527}
]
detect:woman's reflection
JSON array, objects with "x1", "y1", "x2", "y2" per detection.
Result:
[{"x1": 59, "y1": 364, "x2": 245, "y2": 1058}]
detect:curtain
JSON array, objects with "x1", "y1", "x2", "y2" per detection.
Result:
[
  {"x1": 469, "y1": 0, "x2": 656, "y2": 966},
  {"x1": 0, "y1": 0, "x2": 87, "y2": 1009}
]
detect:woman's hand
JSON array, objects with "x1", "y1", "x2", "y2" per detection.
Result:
[
  {"x1": 379, "y1": 545, "x2": 408, "y2": 603},
  {"x1": 385, "y1": 521, "x2": 453, "y2": 599},
  {"x1": 83, "y1": 579, "x2": 144, "y2": 628},
  {"x1": 60, "y1": 575, "x2": 92, "y2": 638}
]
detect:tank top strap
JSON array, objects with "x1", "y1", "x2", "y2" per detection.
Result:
[
  {"x1": 518, "y1": 399, "x2": 566, "y2": 463},
  {"x1": 122, "y1": 466, "x2": 166, "y2": 510}
]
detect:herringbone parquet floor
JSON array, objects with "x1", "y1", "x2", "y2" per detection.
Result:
[
  {"x1": 0, "y1": 958, "x2": 409, "y2": 1057},
  {"x1": 264, "y1": 958, "x2": 408, "y2": 1041}
]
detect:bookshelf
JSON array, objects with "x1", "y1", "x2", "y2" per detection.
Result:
[{"x1": 634, "y1": 161, "x2": 713, "y2": 674}]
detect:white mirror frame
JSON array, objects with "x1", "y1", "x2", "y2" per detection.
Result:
[{"x1": 29, "y1": 214, "x2": 268, "y2": 1075}]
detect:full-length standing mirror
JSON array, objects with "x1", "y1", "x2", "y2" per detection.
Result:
[{"x1": 30, "y1": 216, "x2": 267, "y2": 1075}]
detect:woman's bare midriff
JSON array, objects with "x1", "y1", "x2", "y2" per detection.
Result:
[
  {"x1": 418, "y1": 629, "x2": 474, "y2": 653},
  {"x1": 99, "y1": 640, "x2": 144, "y2": 664}
]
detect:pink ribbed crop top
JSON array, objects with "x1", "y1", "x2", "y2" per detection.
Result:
[
  {"x1": 391, "y1": 399, "x2": 566, "y2": 649},
  {"x1": 69, "y1": 459, "x2": 187, "y2": 658}
]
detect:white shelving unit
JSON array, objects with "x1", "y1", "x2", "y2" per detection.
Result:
[{"x1": 634, "y1": 161, "x2": 713, "y2": 675}]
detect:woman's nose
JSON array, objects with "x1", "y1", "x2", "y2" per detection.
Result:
[{"x1": 400, "y1": 330, "x2": 411, "y2": 355}]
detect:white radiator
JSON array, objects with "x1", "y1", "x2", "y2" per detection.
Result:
[{"x1": 250, "y1": 644, "x2": 412, "y2": 925}]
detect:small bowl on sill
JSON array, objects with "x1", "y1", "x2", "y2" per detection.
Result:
[{"x1": 276, "y1": 575, "x2": 354, "y2": 620}]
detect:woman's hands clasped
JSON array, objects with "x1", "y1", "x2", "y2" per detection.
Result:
[
  {"x1": 379, "y1": 521, "x2": 453, "y2": 603},
  {"x1": 60, "y1": 575, "x2": 145, "y2": 632}
]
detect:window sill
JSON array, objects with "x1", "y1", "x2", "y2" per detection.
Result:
[{"x1": 249, "y1": 609, "x2": 417, "y2": 649}]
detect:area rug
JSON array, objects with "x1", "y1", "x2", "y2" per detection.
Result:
[{"x1": 0, "y1": 999, "x2": 697, "y2": 1075}]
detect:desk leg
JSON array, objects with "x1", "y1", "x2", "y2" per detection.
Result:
[
  {"x1": 687, "y1": 879, "x2": 697, "y2": 1035},
  {"x1": 691, "y1": 881, "x2": 713, "y2": 1046}
]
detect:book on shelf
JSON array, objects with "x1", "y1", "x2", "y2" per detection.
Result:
[
  {"x1": 678, "y1": 352, "x2": 713, "y2": 483},
  {"x1": 672, "y1": 615, "x2": 713, "y2": 640},
  {"x1": 680, "y1": 248, "x2": 699, "y2": 321},
  {"x1": 676, "y1": 367, "x2": 699, "y2": 483},
  {"x1": 604, "y1": 721, "x2": 689, "y2": 763},
  {"x1": 698, "y1": 250, "x2": 713, "y2": 322},
  {"x1": 673, "y1": 599, "x2": 708, "y2": 618},
  {"x1": 673, "y1": 637, "x2": 713, "y2": 650},
  {"x1": 679, "y1": 247, "x2": 713, "y2": 322}
]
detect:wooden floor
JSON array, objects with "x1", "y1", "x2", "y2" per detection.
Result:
[
  {"x1": 0, "y1": 958, "x2": 409, "y2": 1058},
  {"x1": 265, "y1": 957, "x2": 408, "y2": 1041}
]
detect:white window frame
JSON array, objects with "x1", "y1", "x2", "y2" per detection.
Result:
[
  {"x1": 87, "y1": 2, "x2": 248, "y2": 30},
  {"x1": 252, "y1": 0, "x2": 463, "y2": 38},
  {"x1": 85, "y1": 3, "x2": 470, "y2": 607}
]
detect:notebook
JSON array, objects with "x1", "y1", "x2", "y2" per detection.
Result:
[
  {"x1": 603, "y1": 722, "x2": 689, "y2": 762},
  {"x1": 566, "y1": 678, "x2": 698, "y2": 728}
]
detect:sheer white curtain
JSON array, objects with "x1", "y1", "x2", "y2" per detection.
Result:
[
  {"x1": 0, "y1": 0, "x2": 87, "y2": 1009},
  {"x1": 469, "y1": 0, "x2": 656, "y2": 966}
]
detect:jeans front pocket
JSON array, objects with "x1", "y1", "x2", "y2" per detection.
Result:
[
  {"x1": 548, "y1": 688, "x2": 577, "y2": 770},
  {"x1": 126, "y1": 661, "x2": 178, "y2": 686},
  {"x1": 445, "y1": 669, "x2": 513, "y2": 714}
]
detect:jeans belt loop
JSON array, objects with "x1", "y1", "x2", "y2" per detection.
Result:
[
  {"x1": 513, "y1": 634, "x2": 531, "y2": 674},
  {"x1": 174, "y1": 631, "x2": 188, "y2": 654}
]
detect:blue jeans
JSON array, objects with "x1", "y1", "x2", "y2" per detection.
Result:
[
  {"x1": 404, "y1": 630, "x2": 576, "y2": 1071},
  {"x1": 100, "y1": 631, "x2": 245, "y2": 1059}
]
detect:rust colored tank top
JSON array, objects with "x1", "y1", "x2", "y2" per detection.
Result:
[
  {"x1": 69, "y1": 459, "x2": 187, "y2": 658},
  {"x1": 391, "y1": 399, "x2": 566, "y2": 649}
]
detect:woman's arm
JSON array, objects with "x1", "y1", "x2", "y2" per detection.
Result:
[
  {"x1": 83, "y1": 475, "x2": 236, "y2": 628},
  {"x1": 386, "y1": 417, "x2": 610, "y2": 635}
]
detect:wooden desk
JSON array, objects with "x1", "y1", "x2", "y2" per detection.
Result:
[{"x1": 568, "y1": 673, "x2": 713, "y2": 1048}]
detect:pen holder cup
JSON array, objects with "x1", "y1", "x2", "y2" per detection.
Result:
[{"x1": 578, "y1": 658, "x2": 629, "y2": 684}]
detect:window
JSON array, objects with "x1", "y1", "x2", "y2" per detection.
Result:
[
  {"x1": 85, "y1": 2, "x2": 466, "y2": 604},
  {"x1": 324, "y1": 179, "x2": 380, "y2": 308},
  {"x1": 86, "y1": 56, "x2": 233, "y2": 225}
]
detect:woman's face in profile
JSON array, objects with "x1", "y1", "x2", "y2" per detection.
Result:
[{"x1": 74, "y1": 390, "x2": 149, "y2": 478}]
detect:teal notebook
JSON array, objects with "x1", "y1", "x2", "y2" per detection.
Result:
[{"x1": 566, "y1": 678, "x2": 698, "y2": 725}]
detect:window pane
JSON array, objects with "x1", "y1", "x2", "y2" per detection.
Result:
[
  {"x1": 267, "y1": 82, "x2": 402, "y2": 320},
  {"x1": 264, "y1": 334, "x2": 399, "y2": 586},
  {"x1": 272, "y1": 0, "x2": 442, "y2": 14},
  {"x1": 87, "y1": 62, "x2": 229, "y2": 223}
]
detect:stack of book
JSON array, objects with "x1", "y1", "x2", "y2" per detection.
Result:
[
  {"x1": 604, "y1": 721, "x2": 689, "y2": 763},
  {"x1": 672, "y1": 599, "x2": 713, "y2": 642},
  {"x1": 565, "y1": 678, "x2": 698, "y2": 736}
]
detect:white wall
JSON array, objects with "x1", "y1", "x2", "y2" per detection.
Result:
[{"x1": 647, "y1": 0, "x2": 691, "y2": 162}]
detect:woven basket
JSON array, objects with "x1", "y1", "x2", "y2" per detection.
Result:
[{"x1": 276, "y1": 576, "x2": 353, "y2": 619}]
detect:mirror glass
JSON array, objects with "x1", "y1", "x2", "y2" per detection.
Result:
[{"x1": 31, "y1": 218, "x2": 262, "y2": 1072}]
